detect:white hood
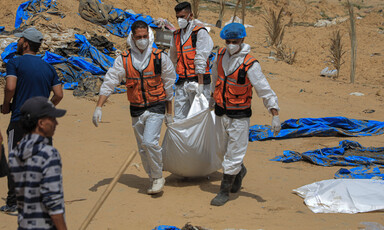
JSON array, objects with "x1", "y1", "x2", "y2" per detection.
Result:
[
  {"x1": 222, "y1": 43, "x2": 252, "y2": 76},
  {"x1": 126, "y1": 27, "x2": 155, "y2": 72}
]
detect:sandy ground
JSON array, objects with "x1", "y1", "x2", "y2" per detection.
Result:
[{"x1": 1, "y1": 0, "x2": 384, "y2": 229}]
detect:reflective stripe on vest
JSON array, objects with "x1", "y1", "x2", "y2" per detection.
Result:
[
  {"x1": 213, "y1": 48, "x2": 257, "y2": 111},
  {"x1": 122, "y1": 48, "x2": 166, "y2": 107},
  {"x1": 173, "y1": 26, "x2": 210, "y2": 79}
]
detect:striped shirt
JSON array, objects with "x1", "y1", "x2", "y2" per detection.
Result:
[{"x1": 9, "y1": 133, "x2": 65, "y2": 230}]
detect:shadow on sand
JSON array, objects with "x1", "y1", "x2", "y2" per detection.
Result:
[{"x1": 89, "y1": 171, "x2": 266, "y2": 202}]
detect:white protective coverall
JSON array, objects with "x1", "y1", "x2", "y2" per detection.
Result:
[
  {"x1": 211, "y1": 43, "x2": 280, "y2": 175},
  {"x1": 169, "y1": 19, "x2": 214, "y2": 120},
  {"x1": 99, "y1": 28, "x2": 176, "y2": 179}
]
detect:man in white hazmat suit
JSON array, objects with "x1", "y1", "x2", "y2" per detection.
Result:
[
  {"x1": 92, "y1": 20, "x2": 176, "y2": 195},
  {"x1": 169, "y1": 1, "x2": 214, "y2": 120},
  {"x1": 210, "y1": 23, "x2": 281, "y2": 206}
]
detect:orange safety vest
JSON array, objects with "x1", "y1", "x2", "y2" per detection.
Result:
[
  {"x1": 213, "y1": 48, "x2": 257, "y2": 111},
  {"x1": 173, "y1": 26, "x2": 210, "y2": 80},
  {"x1": 121, "y1": 48, "x2": 166, "y2": 108}
]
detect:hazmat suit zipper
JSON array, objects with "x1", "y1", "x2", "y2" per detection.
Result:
[
  {"x1": 139, "y1": 72, "x2": 147, "y2": 107},
  {"x1": 222, "y1": 75, "x2": 227, "y2": 111},
  {"x1": 180, "y1": 41, "x2": 188, "y2": 79}
]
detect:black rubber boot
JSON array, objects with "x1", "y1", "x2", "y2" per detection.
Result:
[
  {"x1": 210, "y1": 174, "x2": 236, "y2": 206},
  {"x1": 230, "y1": 164, "x2": 247, "y2": 193}
]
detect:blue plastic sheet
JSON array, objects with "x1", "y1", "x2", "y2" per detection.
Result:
[
  {"x1": 42, "y1": 51, "x2": 66, "y2": 64},
  {"x1": 335, "y1": 166, "x2": 384, "y2": 179},
  {"x1": 0, "y1": 42, "x2": 17, "y2": 77},
  {"x1": 42, "y1": 51, "x2": 80, "y2": 83},
  {"x1": 104, "y1": 8, "x2": 157, "y2": 37},
  {"x1": 68, "y1": 56, "x2": 105, "y2": 75},
  {"x1": 153, "y1": 226, "x2": 180, "y2": 230},
  {"x1": 63, "y1": 82, "x2": 78, "y2": 90},
  {"x1": 249, "y1": 117, "x2": 384, "y2": 141},
  {"x1": 271, "y1": 140, "x2": 384, "y2": 167},
  {"x1": 1, "y1": 43, "x2": 17, "y2": 64},
  {"x1": 15, "y1": 0, "x2": 157, "y2": 37},
  {"x1": 0, "y1": 43, "x2": 125, "y2": 94},
  {"x1": 15, "y1": 0, "x2": 59, "y2": 28},
  {"x1": 75, "y1": 34, "x2": 114, "y2": 72},
  {"x1": 43, "y1": 47, "x2": 126, "y2": 93},
  {"x1": 43, "y1": 51, "x2": 105, "y2": 75},
  {"x1": 0, "y1": 26, "x2": 4, "y2": 32}
]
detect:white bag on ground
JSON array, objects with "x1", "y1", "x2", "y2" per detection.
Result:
[
  {"x1": 293, "y1": 179, "x2": 384, "y2": 214},
  {"x1": 162, "y1": 94, "x2": 221, "y2": 177}
]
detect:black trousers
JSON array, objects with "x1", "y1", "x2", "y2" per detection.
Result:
[
  {"x1": 0, "y1": 145, "x2": 7, "y2": 177},
  {"x1": 4, "y1": 121, "x2": 25, "y2": 206},
  {"x1": 4, "y1": 121, "x2": 52, "y2": 206}
]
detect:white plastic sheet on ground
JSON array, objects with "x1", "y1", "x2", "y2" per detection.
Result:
[
  {"x1": 293, "y1": 179, "x2": 384, "y2": 214},
  {"x1": 162, "y1": 94, "x2": 221, "y2": 177}
]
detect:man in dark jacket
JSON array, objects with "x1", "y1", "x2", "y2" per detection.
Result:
[{"x1": 8, "y1": 97, "x2": 67, "y2": 230}]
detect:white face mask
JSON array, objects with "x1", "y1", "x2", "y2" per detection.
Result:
[
  {"x1": 178, "y1": 15, "x2": 190, "y2": 29},
  {"x1": 135, "y1": 38, "x2": 149, "y2": 50},
  {"x1": 226, "y1": 43, "x2": 240, "y2": 55}
]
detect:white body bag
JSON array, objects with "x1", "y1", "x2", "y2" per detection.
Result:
[{"x1": 162, "y1": 93, "x2": 221, "y2": 177}]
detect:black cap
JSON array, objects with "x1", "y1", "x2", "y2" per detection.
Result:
[{"x1": 21, "y1": 96, "x2": 66, "y2": 119}]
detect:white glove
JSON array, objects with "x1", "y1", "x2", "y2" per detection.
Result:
[
  {"x1": 93, "y1": 107, "x2": 102, "y2": 127},
  {"x1": 165, "y1": 113, "x2": 173, "y2": 126},
  {"x1": 184, "y1": 82, "x2": 198, "y2": 93},
  {"x1": 197, "y1": 84, "x2": 204, "y2": 96},
  {"x1": 272, "y1": 115, "x2": 281, "y2": 136}
]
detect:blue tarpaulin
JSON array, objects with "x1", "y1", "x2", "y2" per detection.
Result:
[
  {"x1": 42, "y1": 51, "x2": 94, "y2": 85},
  {"x1": 271, "y1": 140, "x2": 384, "y2": 166},
  {"x1": 42, "y1": 49, "x2": 127, "y2": 93},
  {"x1": 42, "y1": 51, "x2": 66, "y2": 64},
  {"x1": 68, "y1": 56, "x2": 105, "y2": 75},
  {"x1": 42, "y1": 34, "x2": 116, "y2": 76},
  {"x1": 104, "y1": 8, "x2": 157, "y2": 37},
  {"x1": 15, "y1": 1, "x2": 34, "y2": 28},
  {"x1": 63, "y1": 82, "x2": 78, "y2": 90},
  {"x1": 335, "y1": 166, "x2": 384, "y2": 179},
  {"x1": 14, "y1": 0, "x2": 156, "y2": 37},
  {"x1": 43, "y1": 51, "x2": 105, "y2": 75},
  {"x1": 249, "y1": 117, "x2": 384, "y2": 141},
  {"x1": 0, "y1": 26, "x2": 4, "y2": 32},
  {"x1": 1, "y1": 37, "x2": 126, "y2": 94},
  {"x1": 153, "y1": 226, "x2": 180, "y2": 230},
  {"x1": 15, "y1": 0, "x2": 60, "y2": 29},
  {"x1": 1, "y1": 43, "x2": 17, "y2": 64},
  {"x1": 272, "y1": 140, "x2": 384, "y2": 180},
  {"x1": 75, "y1": 34, "x2": 114, "y2": 71}
]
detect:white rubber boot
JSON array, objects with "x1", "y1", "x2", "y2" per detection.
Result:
[{"x1": 147, "y1": 177, "x2": 165, "y2": 195}]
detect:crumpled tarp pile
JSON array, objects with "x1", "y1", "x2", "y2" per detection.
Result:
[
  {"x1": 0, "y1": 0, "x2": 172, "y2": 96},
  {"x1": 271, "y1": 140, "x2": 384, "y2": 179},
  {"x1": 0, "y1": 33, "x2": 125, "y2": 95},
  {"x1": 103, "y1": 8, "x2": 157, "y2": 38},
  {"x1": 249, "y1": 117, "x2": 384, "y2": 141},
  {"x1": 153, "y1": 223, "x2": 209, "y2": 230},
  {"x1": 271, "y1": 140, "x2": 384, "y2": 166},
  {"x1": 0, "y1": 41, "x2": 18, "y2": 65},
  {"x1": 15, "y1": 0, "x2": 65, "y2": 29},
  {"x1": 335, "y1": 166, "x2": 384, "y2": 180},
  {"x1": 79, "y1": 0, "x2": 158, "y2": 37},
  {"x1": 41, "y1": 34, "x2": 125, "y2": 94}
]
